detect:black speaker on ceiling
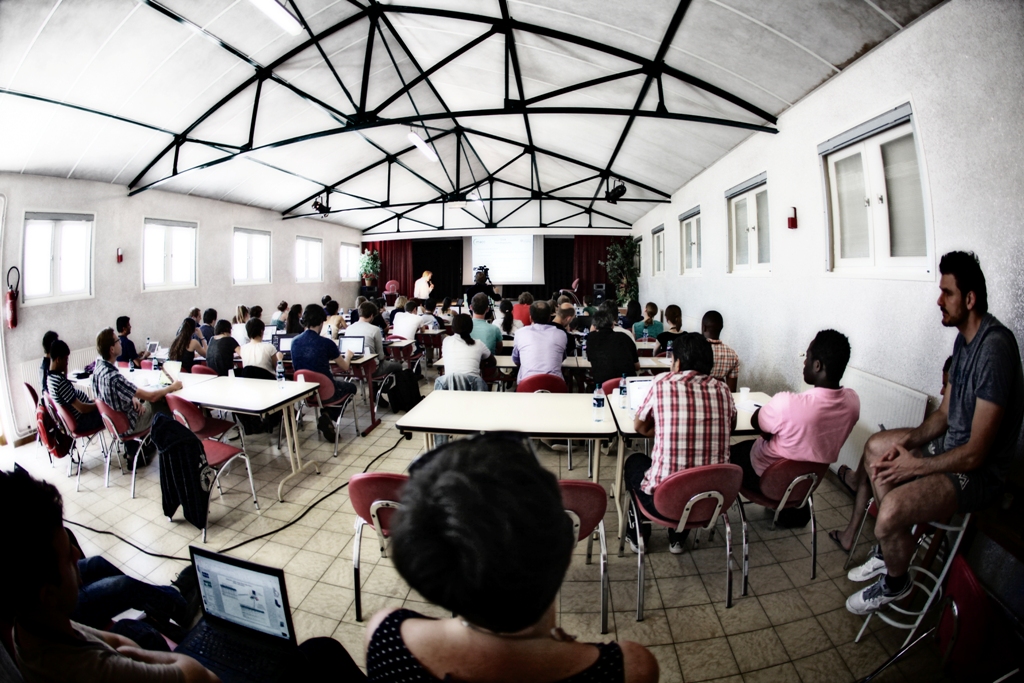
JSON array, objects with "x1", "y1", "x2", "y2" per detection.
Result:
[{"x1": 593, "y1": 283, "x2": 607, "y2": 305}]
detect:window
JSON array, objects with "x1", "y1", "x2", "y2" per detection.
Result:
[
  {"x1": 143, "y1": 219, "x2": 196, "y2": 290},
  {"x1": 294, "y1": 236, "x2": 322, "y2": 283},
  {"x1": 340, "y1": 243, "x2": 361, "y2": 280},
  {"x1": 679, "y1": 206, "x2": 701, "y2": 275},
  {"x1": 822, "y1": 111, "x2": 930, "y2": 275},
  {"x1": 727, "y1": 174, "x2": 770, "y2": 272},
  {"x1": 652, "y1": 226, "x2": 665, "y2": 275},
  {"x1": 233, "y1": 228, "x2": 271, "y2": 284},
  {"x1": 22, "y1": 212, "x2": 93, "y2": 303}
]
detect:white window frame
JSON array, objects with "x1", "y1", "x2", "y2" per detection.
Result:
[
  {"x1": 652, "y1": 226, "x2": 665, "y2": 276},
  {"x1": 142, "y1": 218, "x2": 197, "y2": 291},
  {"x1": 339, "y1": 243, "x2": 361, "y2": 281},
  {"x1": 21, "y1": 212, "x2": 94, "y2": 305},
  {"x1": 727, "y1": 177, "x2": 771, "y2": 273},
  {"x1": 232, "y1": 228, "x2": 272, "y2": 285},
  {"x1": 294, "y1": 236, "x2": 323, "y2": 283},
  {"x1": 679, "y1": 207, "x2": 701, "y2": 276},
  {"x1": 633, "y1": 237, "x2": 642, "y2": 278},
  {"x1": 821, "y1": 109, "x2": 933, "y2": 280}
]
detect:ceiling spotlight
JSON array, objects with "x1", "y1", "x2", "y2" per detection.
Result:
[
  {"x1": 247, "y1": 0, "x2": 303, "y2": 35},
  {"x1": 467, "y1": 189, "x2": 482, "y2": 204},
  {"x1": 311, "y1": 192, "x2": 331, "y2": 217},
  {"x1": 605, "y1": 179, "x2": 627, "y2": 204},
  {"x1": 407, "y1": 128, "x2": 439, "y2": 163}
]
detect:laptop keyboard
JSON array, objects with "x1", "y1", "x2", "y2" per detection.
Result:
[{"x1": 189, "y1": 626, "x2": 284, "y2": 679}]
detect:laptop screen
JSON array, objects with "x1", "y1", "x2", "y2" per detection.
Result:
[
  {"x1": 274, "y1": 335, "x2": 295, "y2": 353},
  {"x1": 339, "y1": 336, "x2": 364, "y2": 356},
  {"x1": 191, "y1": 547, "x2": 293, "y2": 642},
  {"x1": 627, "y1": 378, "x2": 654, "y2": 412},
  {"x1": 146, "y1": 341, "x2": 159, "y2": 355},
  {"x1": 263, "y1": 327, "x2": 276, "y2": 341}
]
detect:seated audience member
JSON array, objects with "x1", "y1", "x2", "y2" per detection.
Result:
[
  {"x1": 240, "y1": 318, "x2": 282, "y2": 375},
  {"x1": 492, "y1": 299, "x2": 523, "y2": 338},
  {"x1": 321, "y1": 295, "x2": 332, "y2": 313},
  {"x1": 512, "y1": 292, "x2": 534, "y2": 326},
  {"x1": 286, "y1": 303, "x2": 304, "y2": 334},
  {"x1": 199, "y1": 308, "x2": 217, "y2": 344},
  {"x1": 389, "y1": 296, "x2": 408, "y2": 326},
  {"x1": 626, "y1": 333, "x2": 736, "y2": 554},
  {"x1": 438, "y1": 297, "x2": 454, "y2": 323},
  {"x1": 423, "y1": 297, "x2": 446, "y2": 329},
  {"x1": 844, "y1": 251, "x2": 1024, "y2": 615},
  {"x1": 624, "y1": 299, "x2": 643, "y2": 331},
  {"x1": 436, "y1": 314, "x2": 492, "y2": 392},
  {"x1": 204, "y1": 320, "x2": 240, "y2": 376},
  {"x1": 366, "y1": 433, "x2": 658, "y2": 683},
  {"x1": 47, "y1": 341, "x2": 103, "y2": 433},
  {"x1": 656, "y1": 304, "x2": 683, "y2": 353},
  {"x1": 701, "y1": 310, "x2": 739, "y2": 391},
  {"x1": 115, "y1": 316, "x2": 150, "y2": 368},
  {"x1": 730, "y1": 329, "x2": 859, "y2": 529},
  {"x1": 582, "y1": 294, "x2": 598, "y2": 317},
  {"x1": 249, "y1": 305, "x2": 263, "y2": 321},
  {"x1": 633, "y1": 302, "x2": 664, "y2": 340},
  {"x1": 93, "y1": 328, "x2": 182, "y2": 443},
  {"x1": 1, "y1": 467, "x2": 365, "y2": 683},
  {"x1": 231, "y1": 305, "x2": 249, "y2": 325},
  {"x1": 168, "y1": 318, "x2": 205, "y2": 374},
  {"x1": 556, "y1": 294, "x2": 573, "y2": 307},
  {"x1": 373, "y1": 298, "x2": 391, "y2": 334},
  {"x1": 271, "y1": 300, "x2": 288, "y2": 330},
  {"x1": 600, "y1": 301, "x2": 635, "y2": 339},
  {"x1": 324, "y1": 300, "x2": 347, "y2": 340},
  {"x1": 469, "y1": 293, "x2": 502, "y2": 353},
  {"x1": 39, "y1": 330, "x2": 59, "y2": 393},
  {"x1": 346, "y1": 301, "x2": 402, "y2": 384},
  {"x1": 587, "y1": 310, "x2": 640, "y2": 386},
  {"x1": 187, "y1": 308, "x2": 203, "y2": 344},
  {"x1": 392, "y1": 300, "x2": 432, "y2": 343},
  {"x1": 291, "y1": 304, "x2": 357, "y2": 441},
  {"x1": 465, "y1": 269, "x2": 501, "y2": 302},
  {"x1": 553, "y1": 303, "x2": 577, "y2": 352},
  {"x1": 349, "y1": 296, "x2": 366, "y2": 325},
  {"x1": 511, "y1": 301, "x2": 566, "y2": 381}
]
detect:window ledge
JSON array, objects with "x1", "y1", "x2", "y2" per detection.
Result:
[
  {"x1": 22, "y1": 293, "x2": 94, "y2": 307},
  {"x1": 728, "y1": 269, "x2": 772, "y2": 277},
  {"x1": 681, "y1": 271, "x2": 703, "y2": 278},
  {"x1": 142, "y1": 284, "x2": 198, "y2": 293},
  {"x1": 825, "y1": 268, "x2": 934, "y2": 282},
  {"x1": 232, "y1": 280, "x2": 273, "y2": 286}
]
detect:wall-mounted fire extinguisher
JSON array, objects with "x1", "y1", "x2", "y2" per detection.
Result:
[{"x1": 6, "y1": 266, "x2": 19, "y2": 330}]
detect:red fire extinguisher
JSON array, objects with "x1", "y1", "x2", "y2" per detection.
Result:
[{"x1": 6, "y1": 266, "x2": 19, "y2": 330}]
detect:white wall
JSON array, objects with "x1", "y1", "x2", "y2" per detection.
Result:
[
  {"x1": 0, "y1": 173, "x2": 363, "y2": 440},
  {"x1": 631, "y1": 0, "x2": 1024, "y2": 404}
]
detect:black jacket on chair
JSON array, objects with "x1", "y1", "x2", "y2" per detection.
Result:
[{"x1": 151, "y1": 413, "x2": 215, "y2": 531}]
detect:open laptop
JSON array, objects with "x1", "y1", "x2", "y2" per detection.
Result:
[
  {"x1": 146, "y1": 340, "x2": 160, "y2": 356},
  {"x1": 176, "y1": 546, "x2": 297, "y2": 683},
  {"x1": 262, "y1": 327, "x2": 276, "y2": 341},
  {"x1": 160, "y1": 360, "x2": 182, "y2": 385},
  {"x1": 626, "y1": 377, "x2": 654, "y2": 413},
  {"x1": 339, "y1": 335, "x2": 365, "y2": 358},
  {"x1": 272, "y1": 333, "x2": 297, "y2": 359}
]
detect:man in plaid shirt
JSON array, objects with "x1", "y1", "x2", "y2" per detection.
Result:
[
  {"x1": 625, "y1": 332, "x2": 736, "y2": 554},
  {"x1": 702, "y1": 310, "x2": 739, "y2": 391}
]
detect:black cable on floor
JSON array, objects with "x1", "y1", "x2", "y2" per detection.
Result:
[{"x1": 65, "y1": 434, "x2": 407, "y2": 563}]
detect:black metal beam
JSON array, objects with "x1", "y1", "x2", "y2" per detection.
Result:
[
  {"x1": 359, "y1": 15, "x2": 377, "y2": 113},
  {"x1": 287, "y1": 0, "x2": 359, "y2": 112},
  {"x1": 522, "y1": 68, "x2": 646, "y2": 106},
  {"x1": 0, "y1": 88, "x2": 176, "y2": 136}
]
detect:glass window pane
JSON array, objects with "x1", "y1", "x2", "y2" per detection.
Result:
[
  {"x1": 24, "y1": 220, "x2": 53, "y2": 297},
  {"x1": 251, "y1": 233, "x2": 270, "y2": 281},
  {"x1": 345, "y1": 245, "x2": 359, "y2": 279},
  {"x1": 310, "y1": 240, "x2": 322, "y2": 280},
  {"x1": 295, "y1": 240, "x2": 306, "y2": 279},
  {"x1": 734, "y1": 199, "x2": 748, "y2": 265},
  {"x1": 695, "y1": 217, "x2": 702, "y2": 268},
  {"x1": 233, "y1": 232, "x2": 248, "y2": 281},
  {"x1": 684, "y1": 222, "x2": 692, "y2": 269},
  {"x1": 170, "y1": 227, "x2": 194, "y2": 283},
  {"x1": 835, "y1": 153, "x2": 870, "y2": 259},
  {"x1": 143, "y1": 225, "x2": 165, "y2": 286},
  {"x1": 882, "y1": 134, "x2": 926, "y2": 257},
  {"x1": 59, "y1": 221, "x2": 90, "y2": 293},
  {"x1": 756, "y1": 190, "x2": 770, "y2": 264}
]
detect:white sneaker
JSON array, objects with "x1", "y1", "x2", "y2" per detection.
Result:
[
  {"x1": 626, "y1": 534, "x2": 639, "y2": 554},
  {"x1": 847, "y1": 545, "x2": 887, "y2": 582},
  {"x1": 846, "y1": 576, "x2": 912, "y2": 615},
  {"x1": 669, "y1": 541, "x2": 685, "y2": 555}
]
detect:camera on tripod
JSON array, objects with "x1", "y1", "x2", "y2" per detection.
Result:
[{"x1": 474, "y1": 264, "x2": 491, "y2": 283}]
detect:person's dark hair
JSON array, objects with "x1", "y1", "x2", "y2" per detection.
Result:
[
  {"x1": 809, "y1": 329, "x2": 851, "y2": 383},
  {"x1": 42, "y1": 330, "x2": 59, "y2": 354},
  {"x1": 441, "y1": 297, "x2": 452, "y2": 314},
  {"x1": 374, "y1": 297, "x2": 387, "y2": 311},
  {"x1": 300, "y1": 303, "x2": 326, "y2": 328},
  {"x1": 48, "y1": 340, "x2": 70, "y2": 361},
  {"x1": 325, "y1": 300, "x2": 340, "y2": 316},
  {"x1": 115, "y1": 316, "x2": 130, "y2": 334},
  {"x1": 624, "y1": 300, "x2": 642, "y2": 327},
  {"x1": 245, "y1": 317, "x2": 266, "y2": 341},
  {"x1": 471, "y1": 292, "x2": 489, "y2": 316},
  {"x1": 321, "y1": 295, "x2": 332, "y2": 307},
  {"x1": 451, "y1": 313, "x2": 476, "y2": 346},
  {"x1": 203, "y1": 308, "x2": 217, "y2": 325},
  {"x1": 702, "y1": 310, "x2": 724, "y2": 337},
  {"x1": 672, "y1": 332, "x2": 713, "y2": 375},
  {"x1": 939, "y1": 250, "x2": 988, "y2": 315},
  {"x1": 499, "y1": 299, "x2": 515, "y2": 335},
  {"x1": 214, "y1": 319, "x2": 232, "y2": 336},
  {"x1": 250, "y1": 305, "x2": 263, "y2": 319},
  {"x1": 405, "y1": 300, "x2": 419, "y2": 313},
  {"x1": 188, "y1": 307, "x2": 201, "y2": 320},
  {"x1": 592, "y1": 310, "x2": 615, "y2": 331},
  {"x1": 664, "y1": 304, "x2": 682, "y2": 330},
  {"x1": 529, "y1": 300, "x2": 552, "y2": 325},
  {"x1": 424, "y1": 297, "x2": 437, "y2": 313},
  {"x1": 277, "y1": 301, "x2": 288, "y2": 312},
  {"x1": 286, "y1": 304, "x2": 303, "y2": 334},
  {"x1": 169, "y1": 318, "x2": 197, "y2": 361},
  {"x1": 0, "y1": 467, "x2": 65, "y2": 620},
  {"x1": 643, "y1": 302, "x2": 658, "y2": 325},
  {"x1": 391, "y1": 435, "x2": 573, "y2": 633},
  {"x1": 359, "y1": 301, "x2": 378, "y2": 319},
  {"x1": 517, "y1": 291, "x2": 534, "y2": 305},
  {"x1": 96, "y1": 328, "x2": 118, "y2": 359},
  {"x1": 556, "y1": 295, "x2": 572, "y2": 306},
  {"x1": 943, "y1": 355, "x2": 954, "y2": 373},
  {"x1": 354, "y1": 295, "x2": 367, "y2": 308}
]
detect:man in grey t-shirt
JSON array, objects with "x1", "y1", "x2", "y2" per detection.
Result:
[{"x1": 844, "y1": 251, "x2": 1024, "y2": 616}]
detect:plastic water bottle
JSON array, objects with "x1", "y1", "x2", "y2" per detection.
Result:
[
  {"x1": 592, "y1": 387, "x2": 605, "y2": 422},
  {"x1": 619, "y1": 374, "x2": 628, "y2": 409},
  {"x1": 582, "y1": 338, "x2": 588, "y2": 360},
  {"x1": 276, "y1": 359, "x2": 285, "y2": 387}
]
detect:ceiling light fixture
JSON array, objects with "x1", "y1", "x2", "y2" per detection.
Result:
[
  {"x1": 407, "y1": 128, "x2": 439, "y2": 163},
  {"x1": 247, "y1": 0, "x2": 303, "y2": 36},
  {"x1": 605, "y1": 178, "x2": 627, "y2": 204}
]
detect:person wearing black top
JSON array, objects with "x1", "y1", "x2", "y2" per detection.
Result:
[
  {"x1": 204, "y1": 320, "x2": 240, "y2": 376},
  {"x1": 465, "y1": 270, "x2": 501, "y2": 302},
  {"x1": 586, "y1": 309, "x2": 640, "y2": 386},
  {"x1": 200, "y1": 308, "x2": 217, "y2": 344},
  {"x1": 40, "y1": 330, "x2": 59, "y2": 393}
]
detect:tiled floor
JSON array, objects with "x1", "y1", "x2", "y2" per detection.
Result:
[{"x1": 2, "y1": 370, "x2": 952, "y2": 682}]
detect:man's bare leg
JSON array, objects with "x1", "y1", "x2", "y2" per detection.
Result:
[
  {"x1": 873, "y1": 473, "x2": 958, "y2": 577},
  {"x1": 835, "y1": 429, "x2": 913, "y2": 549}
]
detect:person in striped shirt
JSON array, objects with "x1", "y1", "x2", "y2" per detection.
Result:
[{"x1": 625, "y1": 332, "x2": 737, "y2": 554}]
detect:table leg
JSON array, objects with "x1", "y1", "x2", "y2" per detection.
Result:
[
  {"x1": 359, "y1": 367, "x2": 382, "y2": 437},
  {"x1": 613, "y1": 435, "x2": 626, "y2": 542},
  {"x1": 277, "y1": 403, "x2": 320, "y2": 502},
  {"x1": 591, "y1": 438, "x2": 601, "y2": 485}
]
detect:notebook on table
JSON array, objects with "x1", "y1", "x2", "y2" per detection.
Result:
[
  {"x1": 339, "y1": 336, "x2": 365, "y2": 358},
  {"x1": 176, "y1": 546, "x2": 297, "y2": 683}
]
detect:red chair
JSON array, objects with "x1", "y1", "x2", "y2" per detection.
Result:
[
  {"x1": 736, "y1": 459, "x2": 829, "y2": 582},
  {"x1": 50, "y1": 395, "x2": 111, "y2": 491},
  {"x1": 384, "y1": 280, "x2": 400, "y2": 306},
  {"x1": 95, "y1": 399, "x2": 152, "y2": 499},
  {"x1": 293, "y1": 369, "x2": 358, "y2": 457},
  {"x1": 190, "y1": 365, "x2": 217, "y2": 376},
  {"x1": 165, "y1": 393, "x2": 237, "y2": 441},
  {"x1": 24, "y1": 381, "x2": 39, "y2": 406},
  {"x1": 622, "y1": 463, "x2": 745, "y2": 616},
  {"x1": 349, "y1": 473, "x2": 407, "y2": 622},
  {"x1": 560, "y1": 481, "x2": 610, "y2": 634},
  {"x1": 386, "y1": 335, "x2": 423, "y2": 375},
  {"x1": 516, "y1": 373, "x2": 568, "y2": 394}
]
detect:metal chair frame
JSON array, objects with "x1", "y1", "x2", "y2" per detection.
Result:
[
  {"x1": 293, "y1": 369, "x2": 359, "y2": 457},
  {"x1": 95, "y1": 400, "x2": 151, "y2": 499},
  {"x1": 353, "y1": 498, "x2": 401, "y2": 622},
  {"x1": 736, "y1": 470, "x2": 821, "y2": 583},
  {"x1": 562, "y1": 482, "x2": 611, "y2": 634},
  {"x1": 50, "y1": 395, "x2": 111, "y2": 491}
]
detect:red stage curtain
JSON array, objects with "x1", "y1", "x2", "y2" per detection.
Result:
[
  {"x1": 364, "y1": 239, "x2": 414, "y2": 297},
  {"x1": 573, "y1": 236, "x2": 623, "y2": 298}
]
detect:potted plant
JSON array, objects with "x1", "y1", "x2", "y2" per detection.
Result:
[
  {"x1": 359, "y1": 249, "x2": 381, "y2": 286},
  {"x1": 599, "y1": 238, "x2": 640, "y2": 306}
]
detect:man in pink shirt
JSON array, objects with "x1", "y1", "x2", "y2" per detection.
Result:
[{"x1": 730, "y1": 329, "x2": 860, "y2": 526}]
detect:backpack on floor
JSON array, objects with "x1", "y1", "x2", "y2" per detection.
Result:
[
  {"x1": 36, "y1": 399, "x2": 73, "y2": 460},
  {"x1": 386, "y1": 369, "x2": 423, "y2": 413}
]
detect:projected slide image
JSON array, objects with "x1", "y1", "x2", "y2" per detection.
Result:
[{"x1": 472, "y1": 235, "x2": 533, "y2": 283}]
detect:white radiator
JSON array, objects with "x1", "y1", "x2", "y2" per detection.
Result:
[
  {"x1": 833, "y1": 367, "x2": 929, "y2": 474},
  {"x1": 13, "y1": 347, "x2": 97, "y2": 437}
]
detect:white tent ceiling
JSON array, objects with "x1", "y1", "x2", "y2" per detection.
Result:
[{"x1": 0, "y1": 0, "x2": 943, "y2": 236}]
